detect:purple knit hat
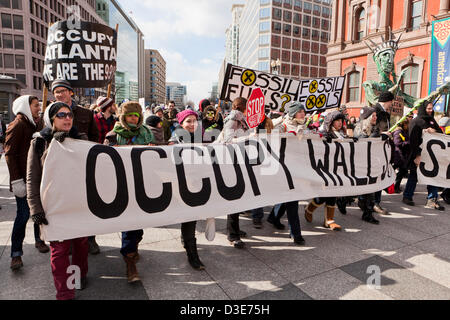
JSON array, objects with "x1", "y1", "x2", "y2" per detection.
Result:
[{"x1": 177, "y1": 109, "x2": 198, "y2": 124}]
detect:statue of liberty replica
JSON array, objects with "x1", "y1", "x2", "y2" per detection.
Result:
[{"x1": 363, "y1": 28, "x2": 449, "y2": 128}]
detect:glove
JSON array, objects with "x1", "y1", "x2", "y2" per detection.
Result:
[
  {"x1": 54, "y1": 132, "x2": 70, "y2": 143},
  {"x1": 32, "y1": 212, "x2": 49, "y2": 226},
  {"x1": 326, "y1": 137, "x2": 333, "y2": 144},
  {"x1": 352, "y1": 137, "x2": 359, "y2": 143},
  {"x1": 205, "y1": 218, "x2": 216, "y2": 242},
  {"x1": 11, "y1": 179, "x2": 27, "y2": 198},
  {"x1": 381, "y1": 133, "x2": 390, "y2": 141}
]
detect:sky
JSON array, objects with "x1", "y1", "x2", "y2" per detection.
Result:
[{"x1": 119, "y1": 0, "x2": 245, "y2": 106}]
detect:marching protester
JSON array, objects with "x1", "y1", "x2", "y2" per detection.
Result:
[
  {"x1": 27, "y1": 102, "x2": 88, "y2": 300},
  {"x1": 154, "y1": 106, "x2": 164, "y2": 119},
  {"x1": 0, "y1": 113, "x2": 6, "y2": 161},
  {"x1": 94, "y1": 96, "x2": 117, "y2": 144},
  {"x1": 392, "y1": 116, "x2": 411, "y2": 194},
  {"x1": 162, "y1": 100, "x2": 179, "y2": 142},
  {"x1": 5, "y1": 96, "x2": 49, "y2": 271},
  {"x1": 202, "y1": 104, "x2": 224, "y2": 143},
  {"x1": 104, "y1": 101, "x2": 155, "y2": 283},
  {"x1": 146, "y1": 115, "x2": 166, "y2": 145},
  {"x1": 403, "y1": 100, "x2": 445, "y2": 210},
  {"x1": 304, "y1": 111, "x2": 346, "y2": 231},
  {"x1": 169, "y1": 109, "x2": 206, "y2": 270},
  {"x1": 273, "y1": 102, "x2": 308, "y2": 135},
  {"x1": 438, "y1": 117, "x2": 450, "y2": 204},
  {"x1": 216, "y1": 97, "x2": 250, "y2": 248},
  {"x1": 51, "y1": 79, "x2": 101, "y2": 254}
]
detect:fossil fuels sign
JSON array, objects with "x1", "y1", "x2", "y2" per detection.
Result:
[
  {"x1": 219, "y1": 63, "x2": 346, "y2": 113},
  {"x1": 43, "y1": 21, "x2": 118, "y2": 89}
]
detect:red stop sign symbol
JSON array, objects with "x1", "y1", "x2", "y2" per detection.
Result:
[{"x1": 246, "y1": 88, "x2": 266, "y2": 129}]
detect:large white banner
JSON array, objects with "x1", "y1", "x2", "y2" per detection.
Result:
[
  {"x1": 418, "y1": 133, "x2": 450, "y2": 188},
  {"x1": 40, "y1": 135, "x2": 395, "y2": 241}
]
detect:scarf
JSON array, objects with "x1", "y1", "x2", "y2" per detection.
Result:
[{"x1": 114, "y1": 123, "x2": 154, "y2": 146}]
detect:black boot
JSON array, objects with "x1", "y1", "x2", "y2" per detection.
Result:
[
  {"x1": 362, "y1": 210, "x2": 379, "y2": 225},
  {"x1": 441, "y1": 189, "x2": 450, "y2": 205},
  {"x1": 336, "y1": 198, "x2": 347, "y2": 215},
  {"x1": 184, "y1": 239, "x2": 205, "y2": 271},
  {"x1": 267, "y1": 210, "x2": 286, "y2": 230}
]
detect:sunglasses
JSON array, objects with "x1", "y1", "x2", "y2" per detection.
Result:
[
  {"x1": 206, "y1": 112, "x2": 215, "y2": 117},
  {"x1": 55, "y1": 112, "x2": 74, "y2": 119}
]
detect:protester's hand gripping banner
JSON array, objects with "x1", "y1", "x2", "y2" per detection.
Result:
[
  {"x1": 418, "y1": 132, "x2": 450, "y2": 188},
  {"x1": 40, "y1": 135, "x2": 394, "y2": 241},
  {"x1": 219, "y1": 63, "x2": 346, "y2": 113},
  {"x1": 43, "y1": 21, "x2": 118, "y2": 89}
]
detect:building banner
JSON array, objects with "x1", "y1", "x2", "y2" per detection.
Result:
[
  {"x1": 43, "y1": 21, "x2": 118, "y2": 89},
  {"x1": 418, "y1": 133, "x2": 450, "y2": 188},
  {"x1": 219, "y1": 63, "x2": 346, "y2": 113},
  {"x1": 429, "y1": 17, "x2": 450, "y2": 113},
  {"x1": 40, "y1": 135, "x2": 394, "y2": 241}
]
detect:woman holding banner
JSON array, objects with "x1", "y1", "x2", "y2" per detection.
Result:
[
  {"x1": 169, "y1": 109, "x2": 206, "y2": 270},
  {"x1": 104, "y1": 101, "x2": 155, "y2": 283},
  {"x1": 27, "y1": 102, "x2": 88, "y2": 300}
]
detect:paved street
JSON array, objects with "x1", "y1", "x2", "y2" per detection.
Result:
[{"x1": 0, "y1": 157, "x2": 449, "y2": 300}]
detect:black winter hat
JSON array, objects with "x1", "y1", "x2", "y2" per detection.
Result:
[
  {"x1": 378, "y1": 91, "x2": 395, "y2": 103},
  {"x1": 51, "y1": 79, "x2": 73, "y2": 93},
  {"x1": 146, "y1": 115, "x2": 162, "y2": 128},
  {"x1": 44, "y1": 102, "x2": 71, "y2": 128}
]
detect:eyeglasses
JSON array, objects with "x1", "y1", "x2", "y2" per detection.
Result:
[
  {"x1": 55, "y1": 112, "x2": 74, "y2": 119},
  {"x1": 54, "y1": 89, "x2": 69, "y2": 94}
]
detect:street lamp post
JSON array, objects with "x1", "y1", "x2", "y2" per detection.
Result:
[{"x1": 271, "y1": 59, "x2": 281, "y2": 75}]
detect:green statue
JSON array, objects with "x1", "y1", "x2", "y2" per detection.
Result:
[{"x1": 363, "y1": 29, "x2": 416, "y2": 108}]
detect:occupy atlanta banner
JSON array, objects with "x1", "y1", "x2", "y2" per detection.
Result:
[
  {"x1": 219, "y1": 63, "x2": 346, "y2": 113},
  {"x1": 43, "y1": 21, "x2": 117, "y2": 89},
  {"x1": 40, "y1": 135, "x2": 394, "y2": 241},
  {"x1": 418, "y1": 133, "x2": 450, "y2": 188}
]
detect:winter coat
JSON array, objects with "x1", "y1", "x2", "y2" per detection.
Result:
[
  {"x1": 0, "y1": 119, "x2": 6, "y2": 144},
  {"x1": 104, "y1": 123, "x2": 154, "y2": 147},
  {"x1": 320, "y1": 111, "x2": 348, "y2": 140},
  {"x1": 26, "y1": 127, "x2": 84, "y2": 217},
  {"x1": 94, "y1": 112, "x2": 117, "y2": 144},
  {"x1": 374, "y1": 103, "x2": 391, "y2": 132},
  {"x1": 354, "y1": 117, "x2": 380, "y2": 139},
  {"x1": 5, "y1": 96, "x2": 43, "y2": 189},
  {"x1": 392, "y1": 127, "x2": 410, "y2": 169},
  {"x1": 70, "y1": 100, "x2": 99, "y2": 143},
  {"x1": 407, "y1": 103, "x2": 443, "y2": 166},
  {"x1": 216, "y1": 110, "x2": 250, "y2": 143},
  {"x1": 162, "y1": 109, "x2": 179, "y2": 142},
  {"x1": 202, "y1": 106, "x2": 224, "y2": 143},
  {"x1": 148, "y1": 125, "x2": 166, "y2": 145}
]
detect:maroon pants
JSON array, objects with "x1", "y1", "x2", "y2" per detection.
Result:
[{"x1": 50, "y1": 237, "x2": 88, "y2": 300}]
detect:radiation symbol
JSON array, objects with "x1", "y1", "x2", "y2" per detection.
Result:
[
  {"x1": 316, "y1": 94, "x2": 327, "y2": 109},
  {"x1": 241, "y1": 70, "x2": 257, "y2": 86},
  {"x1": 306, "y1": 95, "x2": 316, "y2": 110},
  {"x1": 309, "y1": 80, "x2": 318, "y2": 94}
]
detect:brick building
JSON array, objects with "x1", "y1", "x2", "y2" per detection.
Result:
[
  {"x1": 144, "y1": 49, "x2": 166, "y2": 106},
  {"x1": 327, "y1": 0, "x2": 450, "y2": 118}
]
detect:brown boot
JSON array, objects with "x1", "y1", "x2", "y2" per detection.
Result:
[
  {"x1": 305, "y1": 200, "x2": 320, "y2": 223},
  {"x1": 324, "y1": 206, "x2": 342, "y2": 231},
  {"x1": 10, "y1": 257, "x2": 23, "y2": 271},
  {"x1": 123, "y1": 253, "x2": 140, "y2": 283}
]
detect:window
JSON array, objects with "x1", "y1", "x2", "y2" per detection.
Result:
[
  {"x1": 293, "y1": 26, "x2": 301, "y2": 36},
  {"x1": 259, "y1": 34, "x2": 270, "y2": 45},
  {"x1": 293, "y1": 13, "x2": 301, "y2": 24},
  {"x1": 283, "y1": 24, "x2": 291, "y2": 35},
  {"x1": 322, "y1": 7, "x2": 330, "y2": 17},
  {"x1": 303, "y1": 15, "x2": 311, "y2": 26},
  {"x1": 13, "y1": 15, "x2": 23, "y2": 29},
  {"x1": 402, "y1": 64, "x2": 419, "y2": 97},
  {"x1": 294, "y1": 0, "x2": 302, "y2": 9},
  {"x1": 1, "y1": 13, "x2": 12, "y2": 28},
  {"x1": 282, "y1": 37, "x2": 291, "y2": 49},
  {"x1": 348, "y1": 72, "x2": 360, "y2": 102},
  {"x1": 284, "y1": 11, "x2": 292, "y2": 22},
  {"x1": 312, "y1": 30, "x2": 320, "y2": 40},
  {"x1": 313, "y1": 4, "x2": 321, "y2": 14},
  {"x1": 0, "y1": 53, "x2": 2, "y2": 68},
  {"x1": 3, "y1": 34, "x2": 13, "y2": 48},
  {"x1": 15, "y1": 55, "x2": 25, "y2": 69},
  {"x1": 273, "y1": 22, "x2": 282, "y2": 33},
  {"x1": 259, "y1": 48, "x2": 270, "y2": 58},
  {"x1": 260, "y1": 8, "x2": 270, "y2": 19},
  {"x1": 260, "y1": 0, "x2": 270, "y2": 4},
  {"x1": 302, "y1": 27, "x2": 310, "y2": 38},
  {"x1": 304, "y1": 1, "x2": 312, "y2": 12},
  {"x1": 273, "y1": 8, "x2": 282, "y2": 20},
  {"x1": 260, "y1": 21, "x2": 270, "y2": 31},
  {"x1": 4, "y1": 54, "x2": 14, "y2": 68},
  {"x1": 14, "y1": 35, "x2": 24, "y2": 49},
  {"x1": 258, "y1": 61, "x2": 270, "y2": 72},
  {"x1": 292, "y1": 52, "x2": 300, "y2": 63},
  {"x1": 411, "y1": 0, "x2": 422, "y2": 30},
  {"x1": 16, "y1": 73, "x2": 26, "y2": 85},
  {"x1": 356, "y1": 8, "x2": 366, "y2": 41}
]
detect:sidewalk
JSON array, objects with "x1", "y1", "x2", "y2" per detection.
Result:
[{"x1": 0, "y1": 159, "x2": 449, "y2": 300}]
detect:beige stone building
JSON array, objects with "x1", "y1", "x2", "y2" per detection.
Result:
[{"x1": 144, "y1": 49, "x2": 166, "y2": 106}]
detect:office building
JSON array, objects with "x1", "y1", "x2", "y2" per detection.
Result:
[
  {"x1": 145, "y1": 49, "x2": 166, "y2": 106},
  {"x1": 166, "y1": 82, "x2": 187, "y2": 108},
  {"x1": 225, "y1": 4, "x2": 244, "y2": 65}
]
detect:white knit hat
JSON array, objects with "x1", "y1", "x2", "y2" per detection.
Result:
[{"x1": 96, "y1": 96, "x2": 114, "y2": 111}]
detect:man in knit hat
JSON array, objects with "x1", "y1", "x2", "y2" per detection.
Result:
[
  {"x1": 52, "y1": 79, "x2": 101, "y2": 254},
  {"x1": 94, "y1": 96, "x2": 117, "y2": 144},
  {"x1": 375, "y1": 91, "x2": 394, "y2": 132}
]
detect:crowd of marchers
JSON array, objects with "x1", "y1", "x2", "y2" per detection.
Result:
[{"x1": 3, "y1": 79, "x2": 449, "y2": 300}]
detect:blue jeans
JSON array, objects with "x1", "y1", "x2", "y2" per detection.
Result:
[
  {"x1": 404, "y1": 168, "x2": 418, "y2": 200},
  {"x1": 252, "y1": 208, "x2": 264, "y2": 220},
  {"x1": 285, "y1": 201, "x2": 302, "y2": 238},
  {"x1": 11, "y1": 197, "x2": 42, "y2": 258},
  {"x1": 120, "y1": 230, "x2": 143, "y2": 257},
  {"x1": 427, "y1": 186, "x2": 439, "y2": 200}
]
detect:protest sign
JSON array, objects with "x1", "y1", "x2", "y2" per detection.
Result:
[
  {"x1": 40, "y1": 135, "x2": 394, "y2": 241},
  {"x1": 43, "y1": 20, "x2": 118, "y2": 89},
  {"x1": 219, "y1": 64, "x2": 346, "y2": 113},
  {"x1": 246, "y1": 88, "x2": 266, "y2": 129},
  {"x1": 418, "y1": 132, "x2": 450, "y2": 188}
]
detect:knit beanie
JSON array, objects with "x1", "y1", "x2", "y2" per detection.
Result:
[
  {"x1": 288, "y1": 102, "x2": 306, "y2": 118},
  {"x1": 96, "y1": 96, "x2": 114, "y2": 111},
  {"x1": 51, "y1": 79, "x2": 73, "y2": 94},
  {"x1": 199, "y1": 99, "x2": 211, "y2": 112},
  {"x1": 177, "y1": 109, "x2": 198, "y2": 125},
  {"x1": 44, "y1": 102, "x2": 71, "y2": 128},
  {"x1": 378, "y1": 91, "x2": 395, "y2": 103}
]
